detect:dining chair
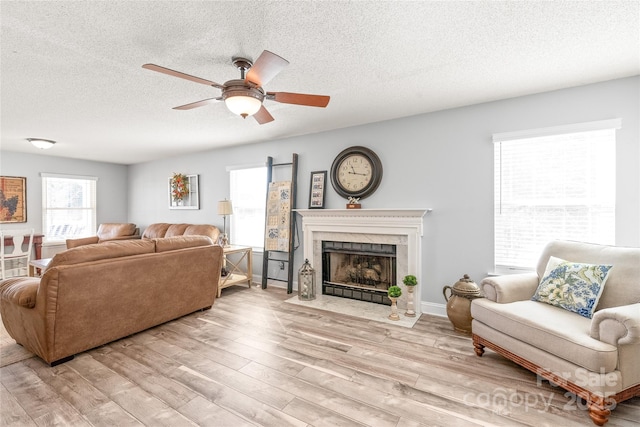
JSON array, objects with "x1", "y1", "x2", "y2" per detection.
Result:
[{"x1": 0, "y1": 228, "x2": 35, "y2": 280}]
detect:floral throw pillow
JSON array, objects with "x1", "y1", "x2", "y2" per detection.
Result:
[{"x1": 532, "y1": 256, "x2": 613, "y2": 318}]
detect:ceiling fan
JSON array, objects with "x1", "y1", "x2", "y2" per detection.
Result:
[{"x1": 142, "y1": 50, "x2": 330, "y2": 124}]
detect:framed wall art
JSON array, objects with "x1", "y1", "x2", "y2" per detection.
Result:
[
  {"x1": 169, "y1": 173, "x2": 199, "y2": 209},
  {"x1": 308, "y1": 170, "x2": 327, "y2": 209},
  {"x1": 0, "y1": 176, "x2": 27, "y2": 223}
]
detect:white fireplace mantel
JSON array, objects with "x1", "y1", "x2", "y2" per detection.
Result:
[
  {"x1": 295, "y1": 208, "x2": 430, "y2": 221},
  {"x1": 295, "y1": 208, "x2": 431, "y2": 317}
]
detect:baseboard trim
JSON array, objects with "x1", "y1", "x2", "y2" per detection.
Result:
[{"x1": 421, "y1": 301, "x2": 447, "y2": 317}]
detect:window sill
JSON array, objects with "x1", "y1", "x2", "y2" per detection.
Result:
[
  {"x1": 43, "y1": 240, "x2": 66, "y2": 247},
  {"x1": 488, "y1": 267, "x2": 536, "y2": 276}
]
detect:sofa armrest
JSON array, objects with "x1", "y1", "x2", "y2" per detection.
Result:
[
  {"x1": 66, "y1": 236, "x2": 99, "y2": 249},
  {"x1": 590, "y1": 303, "x2": 640, "y2": 346},
  {"x1": 480, "y1": 272, "x2": 539, "y2": 303},
  {"x1": 0, "y1": 277, "x2": 39, "y2": 308}
]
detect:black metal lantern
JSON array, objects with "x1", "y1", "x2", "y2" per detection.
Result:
[{"x1": 298, "y1": 259, "x2": 316, "y2": 301}]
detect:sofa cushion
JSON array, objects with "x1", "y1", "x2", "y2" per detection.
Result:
[
  {"x1": 535, "y1": 240, "x2": 640, "y2": 311},
  {"x1": 97, "y1": 223, "x2": 137, "y2": 240},
  {"x1": 532, "y1": 256, "x2": 612, "y2": 318},
  {"x1": 154, "y1": 235, "x2": 213, "y2": 252},
  {"x1": 46, "y1": 239, "x2": 156, "y2": 270},
  {"x1": 471, "y1": 298, "x2": 618, "y2": 372},
  {"x1": 183, "y1": 224, "x2": 219, "y2": 240},
  {"x1": 141, "y1": 223, "x2": 171, "y2": 239},
  {"x1": 165, "y1": 224, "x2": 190, "y2": 237}
]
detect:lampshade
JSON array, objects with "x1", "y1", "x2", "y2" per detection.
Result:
[
  {"x1": 217, "y1": 200, "x2": 233, "y2": 215},
  {"x1": 27, "y1": 138, "x2": 56, "y2": 149},
  {"x1": 224, "y1": 95, "x2": 262, "y2": 118}
]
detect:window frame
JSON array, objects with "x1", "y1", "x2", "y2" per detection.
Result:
[
  {"x1": 492, "y1": 119, "x2": 620, "y2": 272},
  {"x1": 41, "y1": 172, "x2": 97, "y2": 243},
  {"x1": 228, "y1": 164, "x2": 268, "y2": 252}
]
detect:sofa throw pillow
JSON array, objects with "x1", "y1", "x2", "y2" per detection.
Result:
[{"x1": 532, "y1": 256, "x2": 613, "y2": 318}]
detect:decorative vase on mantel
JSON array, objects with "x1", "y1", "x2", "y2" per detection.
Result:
[
  {"x1": 402, "y1": 274, "x2": 418, "y2": 317},
  {"x1": 387, "y1": 285, "x2": 402, "y2": 321}
]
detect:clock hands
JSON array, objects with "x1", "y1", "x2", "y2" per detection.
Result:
[{"x1": 348, "y1": 164, "x2": 368, "y2": 176}]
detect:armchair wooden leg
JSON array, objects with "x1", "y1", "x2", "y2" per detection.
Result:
[
  {"x1": 587, "y1": 396, "x2": 611, "y2": 426},
  {"x1": 472, "y1": 334, "x2": 485, "y2": 356}
]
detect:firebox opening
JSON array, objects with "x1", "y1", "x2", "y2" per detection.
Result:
[{"x1": 322, "y1": 241, "x2": 397, "y2": 305}]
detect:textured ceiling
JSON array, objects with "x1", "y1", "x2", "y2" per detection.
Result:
[{"x1": 1, "y1": 1, "x2": 639, "y2": 165}]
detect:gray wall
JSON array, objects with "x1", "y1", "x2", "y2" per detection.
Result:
[
  {"x1": 2, "y1": 76, "x2": 637, "y2": 312},
  {"x1": 128, "y1": 76, "x2": 640, "y2": 312},
  {"x1": 0, "y1": 151, "x2": 129, "y2": 234}
]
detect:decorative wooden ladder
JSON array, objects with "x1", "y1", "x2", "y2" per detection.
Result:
[{"x1": 261, "y1": 153, "x2": 298, "y2": 293}]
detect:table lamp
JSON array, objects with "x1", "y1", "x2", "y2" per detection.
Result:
[{"x1": 217, "y1": 199, "x2": 233, "y2": 247}]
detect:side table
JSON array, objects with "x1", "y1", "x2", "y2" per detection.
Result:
[
  {"x1": 29, "y1": 258, "x2": 52, "y2": 277},
  {"x1": 218, "y1": 245, "x2": 252, "y2": 297}
]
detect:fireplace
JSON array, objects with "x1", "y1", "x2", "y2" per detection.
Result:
[
  {"x1": 322, "y1": 241, "x2": 396, "y2": 305},
  {"x1": 295, "y1": 208, "x2": 429, "y2": 318}
]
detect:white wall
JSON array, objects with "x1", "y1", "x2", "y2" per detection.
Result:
[
  {"x1": 129, "y1": 76, "x2": 640, "y2": 310},
  {"x1": 0, "y1": 151, "x2": 129, "y2": 237}
]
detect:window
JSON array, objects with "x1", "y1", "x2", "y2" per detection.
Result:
[
  {"x1": 229, "y1": 165, "x2": 267, "y2": 250},
  {"x1": 493, "y1": 119, "x2": 619, "y2": 271},
  {"x1": 42, "y1": 173, "x2": 97, "y2": 241}
]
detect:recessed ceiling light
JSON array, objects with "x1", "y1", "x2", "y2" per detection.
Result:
[{"x1": 27, "y1": 138, "x2": 56, "y2": 149}]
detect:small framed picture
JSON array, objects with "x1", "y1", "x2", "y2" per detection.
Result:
[
  {"x1": 168, "y1": 173, "x2": 199, "y2": 209},
  {"x1": 308, "y1": 170, "x2": 327, "y2": 209},
  {"x1": 0, "y1": 176, "x2": 27, "y2": 223}
]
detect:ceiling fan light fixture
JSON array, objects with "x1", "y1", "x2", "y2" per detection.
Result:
[
  {"x1": 27, "y1": 138, "x2": 56, "y2": 149},
  {"x1": 143, "y1": 50, "x2": 328, "y2": 125},
  {"x1": 222, "y1": 81, "x2": 264, "y2": 118},
  {"x1": 224, "y1": 95, "x2": 262, "y2": 118}
]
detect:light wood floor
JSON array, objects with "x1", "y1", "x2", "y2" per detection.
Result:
[{"x1": 1, "y1": 286, "x2": 638, "y2": 426}]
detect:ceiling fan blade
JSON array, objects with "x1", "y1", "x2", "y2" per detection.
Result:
[
  {"x1": 246, "y1": 50, "x2": 289, "y2": 87},
  {"x1": 142, "y1": 64, "x2": 225, "y2": 89},
  {"x1": 268, "y1": 92, "x2": 330, "y2": 108},
  {"x1": 253, "y1": 105, "x2": 274, "y2": 125},
  {"x1": 173, "y1": 98, "x2": 222, "y2": 110}
]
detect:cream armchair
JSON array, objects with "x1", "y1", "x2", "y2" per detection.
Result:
[
  {"x1": 471, "y1": 240, "x2": 640, "y2": 426},
  {"x1": 66, "y1": 223, "x2": 140, "y2": 249}
]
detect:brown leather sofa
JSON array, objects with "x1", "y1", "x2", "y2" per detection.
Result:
[
  {"x1": 66, "y1": 223, "x2": 140, "y2": 249},
  {"x1": 0, "y1": 236, "x2": 222, "y2": 366},
  {"x1": 142, "y1": 223, "x2": 220, "y2": 243}
]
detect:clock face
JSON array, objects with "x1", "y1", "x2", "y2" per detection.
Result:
[
  {"x1": 330, "y1": 146, "x2": 383, "y2": 199},
  {"x1": 337, "y1": 154, "x2": 373, "y2": 192}
]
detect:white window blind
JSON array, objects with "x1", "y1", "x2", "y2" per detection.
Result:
[
  {"x1": 493, "y1": 121, "x2": 618, "y2": 270},
  {"x1": 229, "y1": 165, "x2": 267, "y2": 250},
  {"x1": 41, "y1": 173, "x2": 97, "y2": 241}
]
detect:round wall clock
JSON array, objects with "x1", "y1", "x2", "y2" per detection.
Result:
[{"x1": 330, "y1": 146, "x2": 383, "y2": 199}]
